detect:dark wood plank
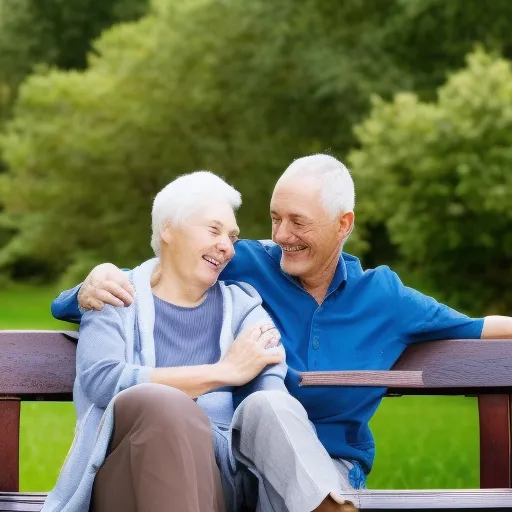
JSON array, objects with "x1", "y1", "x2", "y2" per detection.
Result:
[
  {"x1": 301, "y1": 370, "x2": 425, "y2": 388},
  {"x1": 0, "y1": 331, "x2": 77, "y2": 399},
  {"x1": 0, "y1": 402, "x2": 20, "y2": 492},
  {"x1": 0, "y1": 493, "x2": 46, "y2": 512},
  {"x1": 344, "y1": 488, "x2": 512, "y2": 509},
  {"x1": 478, "y1": 395, "x2": 511, "y2": 488},
  {"x1": 300, "y1": 339, "x2": 512, "y2": 391}
]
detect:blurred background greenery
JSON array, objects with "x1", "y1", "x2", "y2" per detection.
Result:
[{"x1": 0, "y1": 0, "x2": 510, "y2": 492}]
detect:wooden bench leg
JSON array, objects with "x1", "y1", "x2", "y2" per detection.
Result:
[
  {"x1": 478, "y1": 395, "x2": 511, "y2": 488},
  {"x1": 0, "y1": 400, "x2": 20, "y2": 492}
]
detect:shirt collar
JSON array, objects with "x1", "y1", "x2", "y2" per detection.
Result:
[
  {"x1": 262, "y1": 241, "x2": 348, "y2": 293},
  {"x1": 328, "y1": 253, "x2": 348, "y2": 294}
]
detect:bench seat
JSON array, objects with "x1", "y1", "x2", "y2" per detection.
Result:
[
  {"x1": 346, "y1": 489, "x2": 512, "y2": 510},
  {"x1": 2, "y1": 489, "x2": 512, "y2": 511},
  {"x1": 0, "y1": 493, "x2": 46, "y2": 512},
  {"x1": 2, "y1": 331, "x2": 512, "y2": 510}
]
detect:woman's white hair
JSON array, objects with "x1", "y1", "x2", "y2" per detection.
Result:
[
  {"x1": 277, "y1": 154, "x2": 355, "y2": 217},
  {"x1": 151, "y1": 171, "x2": 242, "y2": 256}
]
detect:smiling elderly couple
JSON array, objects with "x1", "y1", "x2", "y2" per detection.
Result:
[{"x1": 45, "y1": 154, "x2": 512, "y2": 512}]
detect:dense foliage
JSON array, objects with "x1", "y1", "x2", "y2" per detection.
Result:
[
  {"x1": 1, "y1": 0, "x2": 511, "y2": 312},
  {"x1": 350, "y1": 50, "x2": 512, "y2": 313}
]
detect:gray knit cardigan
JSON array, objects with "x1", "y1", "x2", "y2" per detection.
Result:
[{"x1": 42, "y1": 258, "x2": 286, "y2": 512}]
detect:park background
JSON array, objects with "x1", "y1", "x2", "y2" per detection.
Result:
[{"x1": 1, "y1": 0, "x2": 511, "y2": 492}]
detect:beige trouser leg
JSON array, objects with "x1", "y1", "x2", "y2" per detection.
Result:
[
  {"x1": 90, "y1": 383, "x2": 226, "y2": 512},
  {"x1": 232, "y1": 391, "x2": 360, "y2": 512}
]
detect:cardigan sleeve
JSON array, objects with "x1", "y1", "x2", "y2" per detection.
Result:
[
  {"x1": 227, "y1": 281, "x2": 288, "y2": 407},
  {"x1": 76, "y1": 305, "x2": 151, "y2": 408}
]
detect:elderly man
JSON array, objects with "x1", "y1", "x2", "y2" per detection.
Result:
[{"x1": 53, "y1": 154, "x2": 512, "y2": 511}]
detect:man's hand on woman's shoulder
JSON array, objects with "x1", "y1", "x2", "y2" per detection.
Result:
[{"x1": 78, "y1": 263, "x2": 135, "y2": 311}]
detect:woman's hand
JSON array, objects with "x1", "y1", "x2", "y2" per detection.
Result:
[{"x1": 218, "y1": 323, "x2": 284, "y2": 386}]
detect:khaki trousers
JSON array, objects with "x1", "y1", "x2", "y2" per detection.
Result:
[
  {"x1": 231, "y1": 391, "x2": 361, "y2": 511},
  {"x1": 89, "y1": 383, "x2": 226, "y2": 512}
]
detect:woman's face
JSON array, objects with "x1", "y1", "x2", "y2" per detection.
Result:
[{"x1": 162, "y1": 201, "x2": 240, "y2": 289}]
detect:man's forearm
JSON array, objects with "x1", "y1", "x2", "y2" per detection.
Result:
[
  {"x1": 51, "y1": 284, "x2": 83, "y2": 323},
  {"x1": 481, "y1": 315, "x2": 512, "y2": 339},
  {"x1": 150, "y1": 363, "x2": 230, "y2": 398}
]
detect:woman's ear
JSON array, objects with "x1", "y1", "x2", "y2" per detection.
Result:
[{"x1": 160, "y1": 223, "x2": 173, "y2": 245}]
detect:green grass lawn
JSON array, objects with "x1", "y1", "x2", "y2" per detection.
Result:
[
  {"x1": 0, "y1": 284, "x2": 67, "y2": 330},
  {"x1": 1, "y1": 285, "x2": 479, "y2": 491}
]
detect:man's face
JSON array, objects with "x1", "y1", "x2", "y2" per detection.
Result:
[{"x1": 270, "y1": 176, "x2": 353, "y2": 282}]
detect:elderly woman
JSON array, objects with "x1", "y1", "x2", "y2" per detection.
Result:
[{"x1": 42, "y1": 171, "x2": 286, "y2": 512}]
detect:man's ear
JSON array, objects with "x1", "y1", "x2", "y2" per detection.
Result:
[{"x1": 339, "y1": 211, "x2": 355, "y2": 240}]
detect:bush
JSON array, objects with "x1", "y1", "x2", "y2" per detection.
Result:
[{"x1": 349, "y1": 49, "x2": 512, "y2": 314}]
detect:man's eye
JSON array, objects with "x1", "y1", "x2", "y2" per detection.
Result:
[
  {"x1": 209, "y1": 227, "x2": 220, "y2": 235},
  {"x1": 271, "y1": 218, "x2": 280, "y2": 224},
  {"x1": 229, "y1": 235, "x2": 239, "y2": 243}
]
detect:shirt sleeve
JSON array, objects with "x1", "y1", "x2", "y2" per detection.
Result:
[
  {"x1": 76, "y1": 305, "x2": 151, "y2": 408},
  {"x1": 390, "y1": 270, "x2": 484, "y2": 344},
  {"x1": 51, "y1": 284, "x2": 83, "y2": 324},
  {"x1": 219, "y1": 239, "x2": 259, "y2": 281}
]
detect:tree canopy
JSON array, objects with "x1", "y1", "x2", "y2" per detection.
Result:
[
  {"x1": 0, "y1": 0, "x2": 148, "y2": 89},
  {"x1": 350, "y1": 49, "x2": 512, "y2": 313},
  {"x1": 0, "y1": 0, "x2": 512, "y2": 312}
]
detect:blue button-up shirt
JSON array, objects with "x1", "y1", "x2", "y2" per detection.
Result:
[
  {"x1": 52, "y1": 239, "x2": 484, "y2": 474},
  {"x1": 222, "y1": 240, "x2": 483, "y2": 473}
]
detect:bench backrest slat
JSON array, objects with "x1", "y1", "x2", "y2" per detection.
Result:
[
  {"x1": 300, "y1": 339, "x2": 512, "y2": 391},
  {"x1": 0, "y1": 331, "x2": 77, "y2": 398},
  {"x1": 1, "y1": 331, "x2": 512, "y2": 492}
]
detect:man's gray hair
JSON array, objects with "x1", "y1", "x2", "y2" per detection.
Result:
[
  {"x1": 277, "y1": 154, "x2": 355, "y2": 217},
  {"x1": 151, "y1": 171, "x2": 242, "y2": 256}
]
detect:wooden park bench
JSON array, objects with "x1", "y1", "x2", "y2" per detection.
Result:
[{"x1": 1, "y1": 331, "x2": 512, "y2": 511}]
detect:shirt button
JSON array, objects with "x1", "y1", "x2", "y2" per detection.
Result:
[{"x1": 312, "y1": 337, "x2": 320, "y2": 349}]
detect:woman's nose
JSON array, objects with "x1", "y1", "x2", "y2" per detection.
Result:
[{"x1": 218, "y1": 237, "x2": 234, "y2": 257}]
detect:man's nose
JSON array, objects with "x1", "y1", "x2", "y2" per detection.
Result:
[{"x1": 273, "y1": 221, "x2": 293, "y2": 243}]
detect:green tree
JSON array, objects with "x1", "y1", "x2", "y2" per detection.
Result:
[
  {"x1": 0, "y1": 0, "x2": 403, "y2": 281},
  {"x1": 349, "y1": 49, "x2": 512, "y2": 314},
  {"x1": 0, "y1": 0, "x2": 149, "y2": 279},
  {"x1": 383, "y1": 0, "x2": 512, "y2": 99},
  {"x1": 0, "y1": 0, "x2": 148, "y2": 90},
  {"x1": 6, "y1": 0, "x2": 512, "y2": 283}
]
